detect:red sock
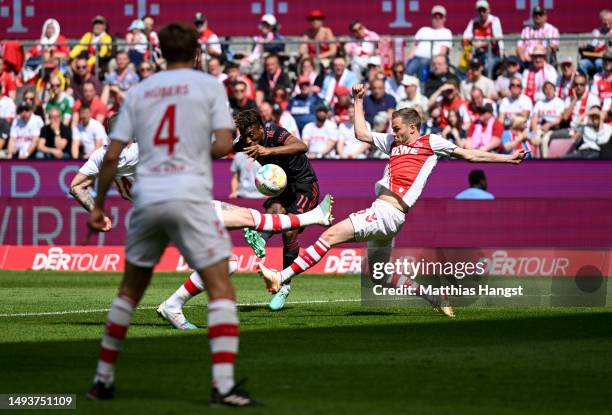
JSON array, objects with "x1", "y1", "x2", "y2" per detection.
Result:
[{"x1": 279, "y1": 237, "x2": 331, "y2": 282}]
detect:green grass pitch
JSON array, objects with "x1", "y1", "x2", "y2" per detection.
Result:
[{"x1": 0, "y1": 271, "x2": 611, "y2": 415}]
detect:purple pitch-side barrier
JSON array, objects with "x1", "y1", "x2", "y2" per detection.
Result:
[{"x1": 1, "y1": 160, "x2": 611, "y2": 247}]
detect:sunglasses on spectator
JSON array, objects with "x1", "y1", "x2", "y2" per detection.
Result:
[
  {"x1": 140, "y1": 66, "x2": 152, "y2": 72},
  {"x1": 574, "y1": 82, "x2": 586, "y2": 87},
  {"x1": 24, "y1": 96, "x2": 35, "y2": 100},
  {"x1": 234, "y1": 88, "x2": 246, "y2": 93},
  {"x1": 432, "y1": 13, "x2": 444, "y2": 19},
  {"x1": 51, "y1": 83, "x2": 61, "y2": 88},
  {"x1": 76, "y1": 65, "x2": 87, "y2": 70},
  {"x1": 510, "y1": 83, "x2": 522, "y2": 87}
]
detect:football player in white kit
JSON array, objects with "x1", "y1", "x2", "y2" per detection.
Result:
[
  {"x1": 259, "y1": 84, "x2": 528, "y2": 317},
  {"x1": 70, "y1": 141, "x2": 334, "y2": 330},
  {"x1": 85, "y1": 23, "x2": 258, "y2": 406}
]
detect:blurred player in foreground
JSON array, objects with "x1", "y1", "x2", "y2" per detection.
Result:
[
  {"x1": 85, "y1": 23, "x2": 258, "y2": 406},
  {"x1": 233, "y1": 109, "x2": 321, "y2": 311},
  {"x1": 259, "y1": 84, "x2": 528, "y2": 317},
  {"x1": 70, "y1": 139, "x2": 334, "y2": 329}
]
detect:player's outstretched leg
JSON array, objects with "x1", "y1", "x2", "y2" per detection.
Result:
[
  {"x1": 258, "y1": 217, "x2": 355, "y2": 293},
  {"x1": 87, "y1": 263, "x2": 153, "y2": 400},
  {"x1": 157, "y1": 257, "x2": 239, "y2": 329}
]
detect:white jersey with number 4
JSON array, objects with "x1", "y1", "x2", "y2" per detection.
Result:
[
  {"x1": 372, "y1": 133, "x2": 457, "y2": 208},
  {"x1": 79, "y1": 143, "x2": 139, "y2": 201},
  {"x1": 111, "y1": 68, "x2": 234, "y2": 207}
]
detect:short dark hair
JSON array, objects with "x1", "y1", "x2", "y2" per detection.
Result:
[
  {"x1": 444, "y1": 78, "x2": 459, "y2": 89},
  {"x1": 235, "y1": 109, "x2": 263, "y2": 134},
  {"x1": 391, "y1": 107, "x2": 422, "y2": 130},
  {"x1": 234, "y1": 80, "x2": 247, "y2": 89},
  {"x1": 469, "y1": 169, "x2": 486, "y2": 186},
  {"x1": 225, "y1": 62, "x2": 240, "y2": 72},
  {"x1": 115, "y1": 50, "x2": 128, "y2": 59},
  {"x1": 79, "y1": 103, "x2": 91, "y2": 112},
  {"x1": 159, "y1": 23, "x2": 199, "y2": 64},
  {"x1": 349, "y1": 19, "x2": 361, "y2": 31}
]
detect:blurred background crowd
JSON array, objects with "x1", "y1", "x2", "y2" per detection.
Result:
[{"x1": 0, "y1": 1, "x2": 610, "y2": 162}]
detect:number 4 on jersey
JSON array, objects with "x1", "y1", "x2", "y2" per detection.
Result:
[{"x1": 154, "y1": 104, "x2": 179, "y2": 155}]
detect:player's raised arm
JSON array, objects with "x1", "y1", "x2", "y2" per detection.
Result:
[
  {"x1": 69, "y1": 173, "x2": 96, "y2": 212},
  {"x1": 353, "y1": 84, "x2": 373, "y2": 144},
  {"x1": 452, "y1": 147, "x2": 528, "y2": 164}
]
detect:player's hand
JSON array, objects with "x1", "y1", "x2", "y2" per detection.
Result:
[
  {"x1": 102, "y1": 215, "x2": 113, "y2": 232},
  {"x1": 245, "y1": 144, "x2": 271, "y2": 159},
  {"x1": 88, "y1": 207, "x2": 108, "y2": 232},
  {"x1": 352, "y1": 84, "x2": 367, "y2": 100},
  {"x1": 510, "y1": 149, "x2": 529, "y2": 164}
]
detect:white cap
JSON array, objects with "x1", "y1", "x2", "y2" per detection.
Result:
[
  {"x1": 368, "y1": 56, "x2": 382, "y2": 66},
  {"x1": 401, "y1": 75, "x2": 419, "y2": 87},
  {"x1": 260, "y1": 14, "x2": 277, "y2": 26},
  {"x1": 560, "y1": 56, "x2": 574, "y2": 64},
  {"x1": 476, "y1": 0, "x2": 489, "y2": 10},
  {"x1": 431, "y1": 5, "x2": 447, "y2": 16}
]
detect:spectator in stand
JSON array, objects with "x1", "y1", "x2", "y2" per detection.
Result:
[
  {"x1": 0, "y1": 118, "x2": 9, "y2": 157},
  {"x1": 579, "y1": 10, "x2": 611, "y2": 77},
  {"x1": 224, "y1": 62, "x2": 255, "y2": 100},
  {"x1": 194, "y1": 12, "x2": 222, "y2": 60},
  {"x1": 345, "y1": 20, "x2": 380, "y2": 80},
  {"x1": 44, "y1": 76, "x2": 73, "y2": 126},
  {"x1": 370, "y1": 111, "x2": 392, "y2": 158},
  {"x1": 495, "y1": 56, "x2": 522, "y2": 98},
  {"x1": 206, "y1": 57, "x2": 227, "y2": 83},
  {"x1": 142, "y1": 15, "x2": 161, "y2": 65},
  {"x1": 256, "y1": 54, "x2": 292, "y2": 106},
  {"x1": 455, "y1": 169, "x2": 495, "y2": 200},
  {"x1": 258, "y1": 101, "x2": 275, "y2": 127},
  {"x1": 69, "y1": 15, "x2": 112, "y2": 70},
  {"x1": 460, "y1": 57, "x2": 497, "y2": 101},
  {"x1": 498, "y1": 78, "x2": 533, "y2": 127},
  {"x1": 320, "y1": 56, "x2": 359, "y2": 106},
  {"x1": 137, "y1": 61, "x2": 156, "y2": 81},
  {"x1": 229, "y1": 80, "x2": 257, "y2": 116},
  {"x1": 543, "y1": 73, "x2": 601, "y2": 157},
  {"x1": 0, "y1": 83, "x2": 16, "y2": 124},
  {"x1": 0, "y1": 58, "x2": 17, "y2": 101},
  {"x1": 516, "y1": 6, "x2": 560, "y2": 64},
  {"x1": 405, "y1": 5, "x2": 452, "y2": 81},
  {"x1": 26, "y1": 19, "x2": 69, "y2": 61},
  {"x1": 292, "y1": 57, "x2": 322, "y2": 96},
  {"x1": 557, "y1": 56, "x2": 577, "y2": 100},
  {"x1": 502, "y1": 116, "x2": 538, "y2": 157},
  {"x1": 366, "y1": 56, "x2": 385, "y2": 86},
  {"x1": 467, "y1": 86, "x2": 497, "y2": 124},
  {"x1": 337, "y1": 106, "x2": 371, "y2": 159},
  {"x1": 565, "y1": 106, "x2": 611, "y2": 159},
  {"x1": 272, "y1": 85, "x2": 289, "y2": 111},
  {"x1": 462, "y1": 1, "x2": 504, "y2": 75},
  {"x1": 591, "y1": 50, "x2": 612, "y2": 112},
  {"x1": 7, "y1": 103, "x2": 44, "y2": 159},
  {"x1": 102, "y1": 51, "x2": 139, "y2": 96},
  {"x1": 332, "y1": 86, "x2": 352, "y2": 125},
  {"x1": 428, "y1": 79, "x2": 470, "y2": 131},
  {"x1": 243, "y1": 14, "x2": 285, "y2": 66},
  {"x1": 288, "y1": 76, "x2": 323, "y2": 133},
  {"x1": 396, "y1": 75, "x2": 429, "y2": 111},
  {"x1": 522, "y1": 46, "x2": 558, "y2": 103},
  {"x1": 273, "y1": 103, "x2": 301, "y2": 139},
  {"x1": 465, "y1": 104, "x2": 503, "y2": 152},
  {"x1": 299, "y1": 10, "x2": 337, "y2": 66},
  {"x1": 230, "y1": 153, "x2": 263, "y2": 199},
  {"x1": 72, "y1": 80, "x2": 107, "y2": 126},
  {"x1": 442, "y1": 108, "x2": 466, "y2": 145},
  {"x1": 424, "y1": 55, "x2": 460, "y2": 97},
  {"x1": 302, "y1": 104, "x2": 338, "y2": 159},
  {"x1": 125, "y1": 19, "x2": 148, "y2": 66},
  {"x1": 71, "y1": 104, "x2": 107, "y2": 159},
  {"x1": 22, "y1": 90, "x2": 45, "y2": 119},
  {"x1": 68, "y1": 57, "x2": 102, "y2": 102},
  {"x1": 423, "y1": 104, "x2": 443, "y2": 135},
  {"x1": 37, "y1": 107, "x2": 71, "y2": 159},
  {"x1": 363, "y1": 78, "x2": 396, "y2": 126},
  {"x1": 385, "y1": 62, "x2": 407, "y2": 102},
  {"x1": 531, "y1": 81, "x2": 565, "y2": 141}
]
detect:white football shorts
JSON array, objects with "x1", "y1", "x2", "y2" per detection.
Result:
[
  {"x1": 125, "y1": 200, "x2": 231, "y2": 270},
  {"x1": 349, "y1": 199, "x2": 406, "y2": 242}
]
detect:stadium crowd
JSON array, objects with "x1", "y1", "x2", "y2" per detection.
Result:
[{"x1": 0, "y1": 2, "x2": 610, "y2": 162}]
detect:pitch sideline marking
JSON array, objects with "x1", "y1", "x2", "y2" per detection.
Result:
[{"x1": 0, "y1": 299, "x2": 362, "y2": 318}]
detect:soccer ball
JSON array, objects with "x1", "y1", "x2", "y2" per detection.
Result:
[{"x1": 255, "y1": 164, "x2": 287, "y2": 197}]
